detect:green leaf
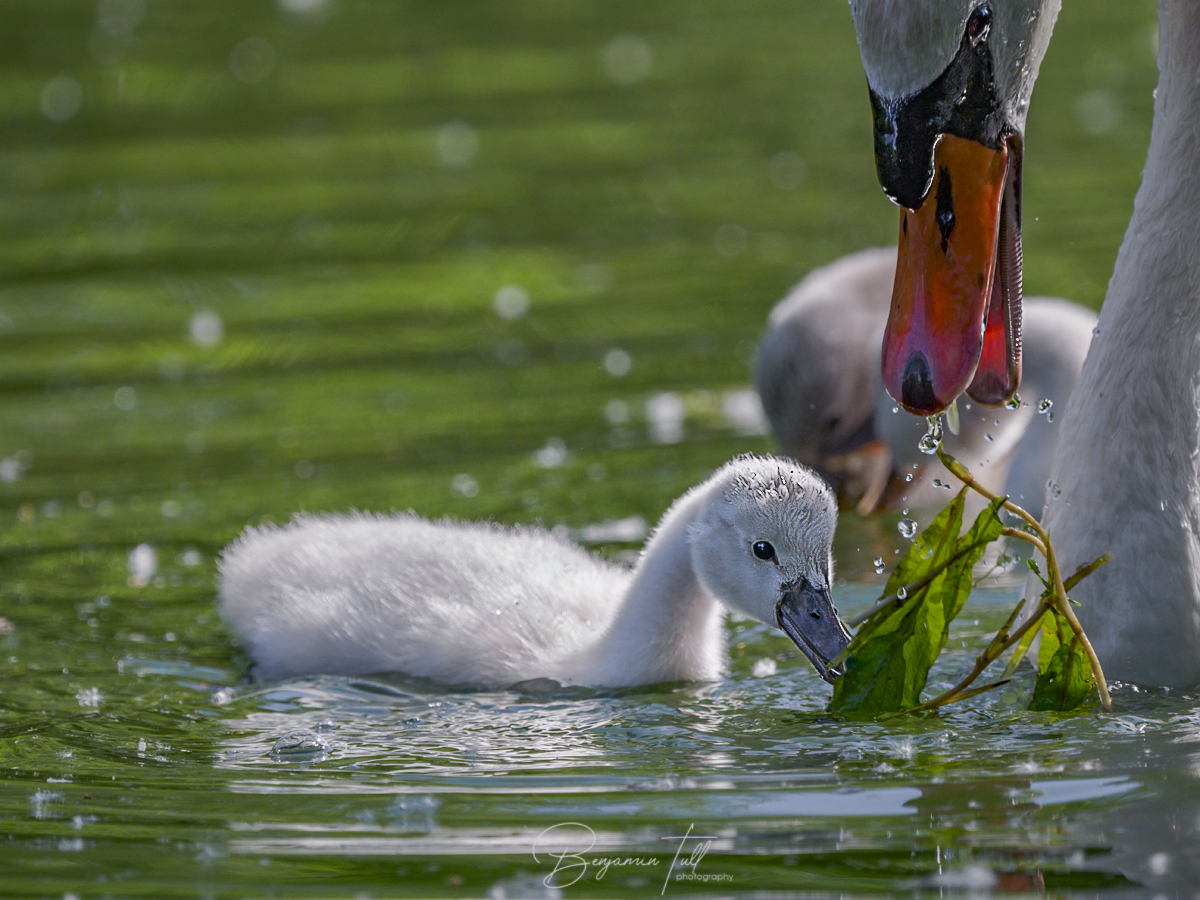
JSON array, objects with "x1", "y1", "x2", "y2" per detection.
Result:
[
  {"x1": 831, "y1": 492, "x2": 1005, "y2": 715},
  {"x1": 1037, "y1": 604, "x2": 1067, "y2": 672},
  {"x1": 940, "y1": 495, "x2": 1006, "y2": 624},
  {"x1": 1030, "y1": 626, "x2": 1096, "y2": 711}
]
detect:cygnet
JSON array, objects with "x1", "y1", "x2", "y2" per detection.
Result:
[{"x1": 219, "y1": 454, "x2": 851, "y2": 687}]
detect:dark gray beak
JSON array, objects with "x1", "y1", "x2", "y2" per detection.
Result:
[{"x1": 776, "y1": 578, "x2": 852, "y2": 684}]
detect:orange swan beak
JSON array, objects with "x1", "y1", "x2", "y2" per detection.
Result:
[{"x1": 882, "y1": 133, "x2": 1023, "y2": 416}]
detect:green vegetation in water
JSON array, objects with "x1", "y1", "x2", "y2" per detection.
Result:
[{"x1": 830, "y1": 438, "x2": 1114, "y2": 716}]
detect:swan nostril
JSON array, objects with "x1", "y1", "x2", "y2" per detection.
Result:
[{"x1": 935, "y1": 166, "x2": 955, "y2": 253}]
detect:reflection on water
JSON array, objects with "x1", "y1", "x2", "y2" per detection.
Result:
[{"x1": 0, "y1": 0, "x2": 1191, "y2": 895}]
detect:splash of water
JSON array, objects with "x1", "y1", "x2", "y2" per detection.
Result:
[{"x1": 918, "y1": 417, "x2": 943, "y2": 455}]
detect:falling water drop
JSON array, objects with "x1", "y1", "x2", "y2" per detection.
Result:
[
  {"x1": 874, "y1": 556, "x2": 885, "y2": 574},
  {"x1": 1046, "y1": 412, "x2": 1054, "y2": 423},
  {"x1": 932, "y1": 478, "x2": 952, "y2": 490},
  {"x1": 1004, "y1": 393, "x2": 1022, "y2": 410},
  {"x1": 898, "y1": 517, "x2": 917, "y2": 539},
  {"x1": 1037, "y1": 398, "x2": 1053, "y2": 415},
  {"x1": 905, "y1": 473, "x2": 913, "y2": 482},
  {"x1": 985, "y1": 433, "x2": 994, "y2": 442},
  {"x1": 918, "y1": 416, "x2": 943, "y2": 454},
  {"x1": 897, "y1": 586, "x2": 908, "y2": 600}
]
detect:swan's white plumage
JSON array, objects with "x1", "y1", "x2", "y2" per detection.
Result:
[
  {"x1": 220, "y1": 455, "x2": 837, "y2": 687},
  {"x1": 1036, "y1": 0, "x2": 1200, "y2": 686}
]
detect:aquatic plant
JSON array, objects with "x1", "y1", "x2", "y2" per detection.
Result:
[{"x1": 829, "y1": 420, "x2": 1113, "y2": 715}]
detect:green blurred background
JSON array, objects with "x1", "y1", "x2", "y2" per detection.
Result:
[{"x1": 0, "y1": 0, "x2": 1157, "y2": 565}]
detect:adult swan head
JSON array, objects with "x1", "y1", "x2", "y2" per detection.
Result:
[
  {"x1": 851, "y1": 0, "x2": 1060, "y2": 415},
  {"x1": 850, "y1": 0, "x2": 1200, "y2": 686}
]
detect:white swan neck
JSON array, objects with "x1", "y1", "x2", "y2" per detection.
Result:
[
  {"x1": 575, "y1": 488, "x2": 725, "y2": 686},
  {"x1": 1038, "y1": 0, "x2": 1200, "y2": 686},
  {"x1": 1135, "y1": 1, "x2": 1200, "y2": 266}
]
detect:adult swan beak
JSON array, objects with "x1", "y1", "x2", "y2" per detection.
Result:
[
  {"x1": 776, "y1": 578, "x2": 851, "y2": 684},
  {"x1": 870, "y1": 4, "x2": 1024, "y2": 416}
]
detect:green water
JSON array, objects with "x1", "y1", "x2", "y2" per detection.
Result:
[{"x1": 3, "y1": 0, "x2": 1195, "y2": 895}]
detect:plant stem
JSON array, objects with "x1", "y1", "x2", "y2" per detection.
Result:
[
  {"x1": 918, "y1": 596, "x2": 1053, "y2": 710},
  {"x1": 937, "y1": 447, "x2": 1113, "y2": 713},
  {"x1": 1044, "y1": 536, "x2": 1113, "y2": 711},
  {"x1": 1000, "y1": 527, "x2": 1047, "y2": 558},
  {"x1": 937, "y1": 450, "x2": 1044, "y2": 536},
  {"x1": 1064, "y1": 553, "x2": 1114, "y2": 592},
  {"x1": 846, "y1": 537, "x2": 991, "y2": 629},
  {"x1": 922, "y1": 678, "x2": 1012, "y2": 708}
]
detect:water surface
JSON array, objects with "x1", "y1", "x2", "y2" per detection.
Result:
[{"x1": 3, "y1": 0, "x2": 1194, "y2": 895}]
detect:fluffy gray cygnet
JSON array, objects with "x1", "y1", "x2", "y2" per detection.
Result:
[{"x1": 219, "y1": 454, "x2": 851, "y2": 687}]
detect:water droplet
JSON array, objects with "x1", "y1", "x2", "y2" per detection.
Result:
[
  {"x1": 918, "y1": 416, "x2": 943, "y2": 454},
  {"x1": 891, "y1": 406, "x2": 899, "y2": 414},
  {"x1": 1046, "y1": 411, "x2": 1054, "y2": 423},
  {"x1": 994, "y1": 418, "x2": 1000, "y2": 426},
  {"x1": 1004, "y1": 393, "x2": 1022, "y2": 410},
  {"x1": 898, "y1": 518, "x2": 917, "y2": 539},
  {"x1": 1037, "y1": 398, "x2": 1053, "y2": 415},
  {"x1": 271, "y1": 730, "x2": 331, "y2": 758},
  {"x1": 873, "y1": 556, "x2": 885, "y2": 574},
  {"x1": 752, "y1": 657, "x2": 778, "y2": 678},
  {"x1": 902, "y1": 507, "x2": 909, "y2": 515},
  {"x1": 897, "y1": 586, "x2": 908, "y2": 600},
  {"x1": 905, "y1": 473, "x2": 913, "y2": 482},
  {"x1": 932, "y1": 478, "x2": 952, "y2": 490},
  {"x1": 1093, "y1": 325, "x2": 1101, "y2": 338},
  {"x1": 985, "y1": 432, "x2": 994, "y2": 442}
]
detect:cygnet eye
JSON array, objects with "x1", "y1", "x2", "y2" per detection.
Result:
[
  {"x1": 966, "y1": 4, "x2": 991, "y2": 44},
  {"x1": 752, "y1": 540, "x2": 776, "y2": 561}
]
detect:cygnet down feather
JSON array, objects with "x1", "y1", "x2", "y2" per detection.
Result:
[{"x1": 219, "y1": 454, "x2": 851, "y2": 688}]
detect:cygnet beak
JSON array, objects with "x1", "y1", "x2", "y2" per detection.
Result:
[{"x1": 776, "y1": 578, "x2": 851, "y2": 684}]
